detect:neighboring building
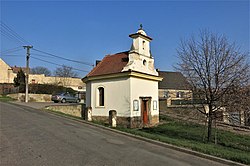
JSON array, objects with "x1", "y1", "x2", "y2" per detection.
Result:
[
  {"x1": 0, "y1": 58, "x2": 85, "y2": 92},
  {"x1": 82, "y1": 26, "x2": 162, "y2": 128},
  {"x1": 0, "y1": 58, "x2": 15, "y2": 84},
  {"x1": 158, "y1": 71, "x2": 192, "y2": 105}
]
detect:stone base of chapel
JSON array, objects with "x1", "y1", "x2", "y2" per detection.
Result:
[{"x1": 92, "y1": 115, "x2": 159, "y2": 128}]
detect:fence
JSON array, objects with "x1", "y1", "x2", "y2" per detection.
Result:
[
  {"x1": 171, "y1": 99, "x2": 207, "y2": 105},
  {"x1": 0, "y1": 84, "x2": 19, "y2": 95}
]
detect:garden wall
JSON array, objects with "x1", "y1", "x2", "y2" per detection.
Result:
[{"x1": 7, "y1": 93, "x2": 52, "y2": 102}]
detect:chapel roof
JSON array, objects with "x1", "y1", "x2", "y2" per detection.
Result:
[
  {"x1": 87, "y1": 51, "x2": 129, "y2": 77},
  {"x1": 158, "y1": 71, "x2": 191, "y2": 90}
]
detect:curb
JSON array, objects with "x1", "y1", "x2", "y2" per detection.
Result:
[{"x1": 12, "y1": 102, "x2": 247, "y2": 166}]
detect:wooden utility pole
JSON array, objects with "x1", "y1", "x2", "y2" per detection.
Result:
[{"x1": 23, "y1": 45, "x2": 33, "y2": 103}]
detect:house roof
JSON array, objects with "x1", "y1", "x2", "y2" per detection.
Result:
[
  {"x1": 158, "y1": 71, "x2": 191, "y2": 90},
  {"x1": 87, "y1": 51, "x2": 129, "y2": 77}
]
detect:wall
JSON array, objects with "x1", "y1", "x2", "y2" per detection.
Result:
[
  {"x1": 89, "y1": 77, "x2": 131, "y2": 117},
  {"x1": 86, "y1": 75, "x2": 160, "y2": 126},
  {"x1": 0, "y1": 59, "x2": 16, "y2": 83},
  {"x1": 0, "y1": 84, "x2": 19, "y2": 94},
  {"x1": 85, "y1": 82, "x2": 91, "y2": 107},
  {"x1": 122, "y1": 52, "x2": 158, "y2": 76},
  {"x1": 130, "y1": 77, "x2": 159, "y2": 125},
  {"x1": 29, "y1": 75, "x2": 86, "y2": 92},
  {"x1": 46, "y1": 105, "x2": 83, "y2": 118},
  {"x1": 8, "y1": 93, "x2": 52, "y2": 102},
  {"x1": 159, "y1": 89, "x2": 192, "y2": 106},
  {"x1": 159, "y1": 100, "x2": 206, "y2": 123}
]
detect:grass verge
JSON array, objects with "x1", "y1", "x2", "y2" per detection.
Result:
[
  {"x1": 116, "y1": 115, "x2": 250, "y2": 165},
  {"x1": 0, "y1": 95, "x2": 16, "y2": 102}
]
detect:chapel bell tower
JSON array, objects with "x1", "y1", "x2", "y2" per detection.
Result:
[
  {"x1": 122, "y1": 25, "x2": 158, "y2": 76},
  {"x1": 129, "y1": 24, "x2": 153, "y2": 58}
]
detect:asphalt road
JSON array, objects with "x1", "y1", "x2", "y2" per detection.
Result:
[{"x1": 0, "y1": 102, "x2": 228, "y2": 166}]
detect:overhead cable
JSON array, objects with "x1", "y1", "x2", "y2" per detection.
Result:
[
  {"x1": 30, "y1": 56, "x2": 89, "y2": 73},
  {"x1": 1, "y1": 54, "x2": 23, "y2": 57},
  {"x1": 32, "y1": 48, "x2": 94, "y2": 67},
  {"x1": 0, "y1": 46, "x2": 23, "y2": 54},
  {"x1": 1, "y1": 29, "x2": 24, "y2": 45},
  {"x1": 1, "y1": 21, "x2": 31, "y2": 45}
]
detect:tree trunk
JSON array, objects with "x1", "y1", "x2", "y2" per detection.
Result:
[
  {"x1": 214, "y1": 118, "x2": 217, "y2": 144},
  {"x1": 207, "y1": 106, "x2": 213, "y2": 142}
]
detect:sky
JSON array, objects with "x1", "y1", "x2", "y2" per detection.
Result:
[{"x1": 1, "y1": 0, "x2": 249, "y2": 78}]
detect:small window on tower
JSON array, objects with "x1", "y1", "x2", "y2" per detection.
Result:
[
  {"x1": 143, "y1": 59, "x2": 147, "y2": 66},
  {"x1": 142, "y1": 41, "x2": 145, "y2": 50}
]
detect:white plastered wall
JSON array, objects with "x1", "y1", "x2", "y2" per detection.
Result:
[
  {"x1": 85, "y1": 82, "x2": 91, "y2": 106},
  {"x1": 130, "y1": 77, "x2": 159, "y2": 117},
  {"x1": 89, "y1": 77, "x2": 131, "y2": 117}
]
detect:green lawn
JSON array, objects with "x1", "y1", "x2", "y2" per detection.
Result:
[
  {"x1": 0, "y1": 95, "x2": 15, "y2": 102},
  {"x1": 117, "y1": 115, "x2": 250, "y2": 164}
]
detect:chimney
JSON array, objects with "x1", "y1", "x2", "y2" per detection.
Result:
[{"x1": 96, "y1": 60, "x2": 101, "y2": 66}]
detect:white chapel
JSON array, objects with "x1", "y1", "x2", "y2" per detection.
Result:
[{"x1": 82, "y1": 26, "x2": 162, "y2": 128}]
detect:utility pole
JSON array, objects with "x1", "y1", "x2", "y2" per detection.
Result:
[{"x1": 23, "y1": 45, "x2": 33, "y2": 103}]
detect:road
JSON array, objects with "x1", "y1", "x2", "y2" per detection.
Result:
[{"x1": 0, "y1": 102, "x2": 227, "y2": 166}]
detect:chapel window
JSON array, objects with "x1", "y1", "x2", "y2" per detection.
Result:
[{"x1": 98, "y1": 87, "x2": 104, "y2": 106}]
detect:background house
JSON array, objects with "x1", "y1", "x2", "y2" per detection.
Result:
[
  {"x1": 158, "y1": 71, "x2": 192, "y2": 106},
  {"x1": 0, "y1": 58, "x2": 86, "y2": 93}
]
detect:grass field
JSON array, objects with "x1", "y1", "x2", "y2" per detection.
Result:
[{"x1": 117, "y1": 115, "x2": 250, "y2": 164}]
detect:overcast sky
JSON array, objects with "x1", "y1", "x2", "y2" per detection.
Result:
[{"x1": 1, "y1": 0, "x2": 249, "y2": 77}]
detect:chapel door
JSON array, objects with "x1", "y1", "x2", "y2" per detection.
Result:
[{"x1": 141, "y1": 98, "x2": 149, "y2": 125}]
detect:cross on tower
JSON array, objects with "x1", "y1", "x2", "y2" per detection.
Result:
[{"x1": 139, "y1": 24, "x2": 143, "y2": 30}]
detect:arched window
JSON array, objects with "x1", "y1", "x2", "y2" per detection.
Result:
[{"x1": 98, "y1": 87, "x2": 104, "y2": 106}]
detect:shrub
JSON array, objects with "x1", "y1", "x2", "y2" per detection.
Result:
[{"x1": 29, "y1": 84, "x2": 76, "y2": 94}]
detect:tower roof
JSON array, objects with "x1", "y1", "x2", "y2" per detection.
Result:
[{"x1": 129, "y1": 25, "x2": 152, "y2": 41}]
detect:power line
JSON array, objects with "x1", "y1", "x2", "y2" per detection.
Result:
[
  {"x1": 32, "y1": 54, "x2": 90, "y2": 70},
  {"x1": 32, "y1": 48, "x2": 94, "y2": 67},
  {"x1": 1, "y1": 22, "x2": 93, "y2": 68},
  {"x1": 32, "y1": 53, "x2": 59, "y2": 58},
  {"x1": 1, "y1": 29, "x2": 24, "y2": 45},
  {"x1": 30, "y1": 56, "x2": 89, "y2": 73},
  {"x1": 1, "y1": 54, "x2": 23, "y2": 57},
  {"x1": 1, "y1": 21, "x2": 31, "y2": 45},
  {"x1": 32, "y1": 53, "x2": 93, "y2": 70},
  {"x1": 31, "y1": 54, "x2": 90, "y2": 71},
  {"x1": 0, "y1": 46, "x2": 23, "y2": 54}
]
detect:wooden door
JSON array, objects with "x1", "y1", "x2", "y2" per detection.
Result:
[{"x1": 141, "y1": 99, "x2": 148, "y2": 125}]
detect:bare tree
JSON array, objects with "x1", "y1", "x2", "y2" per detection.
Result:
[
  {"x1": 54, "y1": 65, "x2": 78, "y2": 77},
  {"x1": 31, "y1": 66, "x2": 51, "y2": 76},
  {"x1": 176, "y1": 30, "x2": 249, "y2": 142}
]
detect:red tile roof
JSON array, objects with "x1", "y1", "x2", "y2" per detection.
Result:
[{"x1": 87, "y1": 51, "x2": 129, "y2": 77}]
